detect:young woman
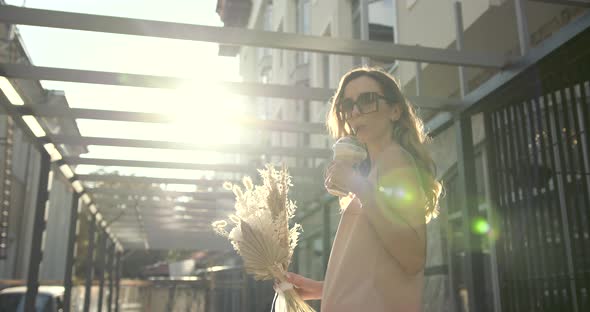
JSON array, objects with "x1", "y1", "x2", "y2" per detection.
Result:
[{"x1": 284, "y1": 67, "x2": 442, "y2": 311}]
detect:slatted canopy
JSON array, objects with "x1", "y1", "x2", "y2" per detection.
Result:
[{"x1": 3, "y1": 3, "x2": 583, "y2": 251}]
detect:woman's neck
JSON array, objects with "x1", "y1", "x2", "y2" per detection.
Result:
[{"x1": 365, "y1": 133, "x2": 396, "y2": 166}]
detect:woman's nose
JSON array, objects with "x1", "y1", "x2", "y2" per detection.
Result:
[{"x1": 350, "y1": 104, "x2": 361, "y2": 118}]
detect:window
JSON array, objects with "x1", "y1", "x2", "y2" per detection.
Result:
[
  {"x1": 352, "y1": 0, "x2": 398, "y2": 67},
  {"x1": 257, "y1": 4, "x2": 273, "y2": 62},
  {"x1": 277, "y1": 21, "x2": 284, "y2": 68},
  {"x1": 296, "y1": 0, "x2": 311, "y2": 65},
  {"x1": 322, "y1": 25, "x2": 331, "y2": 88}
]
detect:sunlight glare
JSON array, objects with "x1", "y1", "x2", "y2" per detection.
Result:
[{"x1": 170, "y1": 82, "x2": 243, "y2": 146}]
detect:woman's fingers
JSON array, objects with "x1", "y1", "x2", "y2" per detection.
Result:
[
  {"x1": 285, "y1": 272, "x2": 298, "y2": 285},
  {"x1": 285, "y1": 272, "x2": 306, "y2": 288}
]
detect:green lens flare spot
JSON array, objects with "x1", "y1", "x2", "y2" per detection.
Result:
[{"x1": 472, "y1": 218, "x2": 490, "y2": 235}]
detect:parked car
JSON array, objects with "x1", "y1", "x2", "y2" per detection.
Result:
[{"x1": 0, "y1": 286, "x2": 64, "y2": 312}]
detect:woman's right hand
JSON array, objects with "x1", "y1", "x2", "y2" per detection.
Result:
[{"x1": 282, "y1": 272, "x2": 323, "y2": 301}]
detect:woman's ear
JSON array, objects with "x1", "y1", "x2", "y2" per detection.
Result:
[{"x1": 390, "y1": 104, "x2": 402, "y2": 122}]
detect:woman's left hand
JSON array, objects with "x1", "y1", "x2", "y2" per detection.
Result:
[{"x1": 324, "y1": 161, "x2": 363, "y2": 194}]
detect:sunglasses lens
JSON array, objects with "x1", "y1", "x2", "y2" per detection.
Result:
[
  {"x1": 338, "y1": 92, "x2": 381, "y2": 118},
  {"x1": 357, "y1": 93, "x2": 378, "y2": 113},
  {"x1": 339, "y1": 99, "x2": 353, "y2": 116}
]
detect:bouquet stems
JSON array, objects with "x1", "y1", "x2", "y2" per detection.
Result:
[{"x1": 270, "y1": 265, "x2": 316, "y2": 312}]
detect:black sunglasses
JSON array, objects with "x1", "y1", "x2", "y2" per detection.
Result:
[{"x1": 337, "y1": 92, "x2": 393, "y2": 119}]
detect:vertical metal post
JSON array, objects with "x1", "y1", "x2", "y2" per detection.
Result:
[
  {"x1": 415, "y1": 61, "x2": 422, "y2": 96},
  {"x1": 360, "y1": 0, "x2": 370, "y2": 66},
  {"x1": 107, "y1": 240, "x2": 115, "y2": 312},
  {"x1": 454, "y1": 1, "x2": 467, "y2": 97},
  {"x1": 96, "y1": 230, "x2": 108, "y2": 312},
  {"x1": 480, "y1": 117, "x2": 503, "y2": 312},
  {"x1": 24, "y1": 151, "x2": 51, "y2": 312},
  {"x1": 83, "y1": 215, "x2": 96, "y2": 312},
  {"x1": 514, "y1": 0, "x2": 530, "y2": 56},
  {"x1": 114, "y1": 251, "x2": 122, "y2": 312},
  {"x1": 63, "y1": 192, "x2": 81, "y2": 312},
  {"x1": 455, "y1": 114, "x2": 485, "y2": 312}
]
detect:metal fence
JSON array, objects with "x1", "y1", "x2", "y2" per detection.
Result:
[{"x1": 483, "y1": 25, "x2": 590, "y2": 312}]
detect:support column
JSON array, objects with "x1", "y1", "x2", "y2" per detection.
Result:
[
  {"x1": 83, "y1": 215, "x2": 96, "y2": 312},
  {"x1": 455, "y1": 114, "x2": 486, "y2": 312},
  {"x1": 454, "y1": 1, "x2": 467, "y2": 97},
  {"x1": 360, "y1": 0, "x2": 370, "y2": 66},
  {"x1": 96, "y1": 230, "x2": 108, "y2": 312},
  {"x1": 514, "y1": 0, "x2": 530, "y2": 56},
  {"x1": 24, "y1": 152, "x2": 51, "y2": 312},
  {"x1": 114, "y1": 251, "x2": 122, "y2": 312},
  {"x1": 107, "y1": 240, "x2": 115, "y2": 312},
  {"x1": 63, "y1": 192, "x2": 81, "y2": 312},
  {"x1": 415, "y1": 61, "x2": 422, "y2": 96}
]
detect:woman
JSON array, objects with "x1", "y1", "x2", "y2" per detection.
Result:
[{"x1": 284, "y1": 67, "x2": 442, "y2": 311}]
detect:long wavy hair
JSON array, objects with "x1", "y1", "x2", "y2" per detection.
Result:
[{"x1": 326, "y1": 67, "x2": 442, "y2": 223}]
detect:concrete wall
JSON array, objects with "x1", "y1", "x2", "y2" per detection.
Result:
[{"x1": 396, "y1": 0, "x2": 585, "y2": 98}]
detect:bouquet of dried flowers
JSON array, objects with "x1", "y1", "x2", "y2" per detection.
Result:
[{"x1": 212, "y1": 164, "x2": 315, "y2": 312}]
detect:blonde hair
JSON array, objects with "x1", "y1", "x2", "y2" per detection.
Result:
[{"x1": 326, "y1": 67, "x2": 442, "y2": 223}]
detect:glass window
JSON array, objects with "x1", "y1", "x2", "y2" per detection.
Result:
[
  {"x1": 296, "y1": 0, "x2": 311, "y2": 64},
  {"x1": 257, "y1": 4, "x2": 273, "y2": 61},
  {"x1": 352, "y1": 0, "x2": 398, "y2": 67}
]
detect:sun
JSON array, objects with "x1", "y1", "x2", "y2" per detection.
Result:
[{"x1": 169, "y1": 81, "x2": 245, "y2": 146}]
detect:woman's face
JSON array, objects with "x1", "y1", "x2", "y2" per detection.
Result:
[{"x1": 341, "y1": 75, "x2": 401, "y2": 144}]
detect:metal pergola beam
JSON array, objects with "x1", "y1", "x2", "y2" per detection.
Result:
[
  {"x1": 0, "y1": 63, "x2": 331, "y2": 101},
  {"x1": 17, "y1": 106, "x2": 327, "y2": 134},
  {"x1": 0, "y1": 6, "x2": 506, "y2": 68},
  {"x1": 92, "y1": 197, "x2": 232, "y2": 210},
  {"x1": 1, "y1": 63, "x2": 461, "y2": 111},
  {"x1": 88, "y1": 188, "x2": 234, "y2": 200},
  {"x1": 529, "y1": 0, "x2": 590, "y2": 7},
  {"x1": 69, "y1": 158, "x2": 321, "y2": 177},
  {"x1": 104, "y1": 211, "x2": 229, "y2": 219},
  {"x1": 95, "y1": 200, "x2": 232, "y2": 211},
  {"x1": 77, "y1": 173, "x2": 235, "y2": 187},
  {"x1": 49, "y1": 135, "x2": 332, "y2": 158}
]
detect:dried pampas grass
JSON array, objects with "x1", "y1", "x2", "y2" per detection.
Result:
[{"x1": 212, "y1": 164, "x2": 314, "y2": 312}]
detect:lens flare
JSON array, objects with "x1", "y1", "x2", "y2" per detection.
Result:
[
  {"x1": 472, "y1": 217, "x2": 491, "y2": 235},
  {"x1": 379, "y1": 186, "x2": 414, "y2": 202}
]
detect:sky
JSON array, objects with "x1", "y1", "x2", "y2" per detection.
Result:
[{"x1": 5, "y1": 0, "x2": 246, "y2": 181}]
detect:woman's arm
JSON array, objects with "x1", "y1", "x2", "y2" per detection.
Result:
[{"x1": 351, "y1": 148, "x2": 427, "y2": 275}]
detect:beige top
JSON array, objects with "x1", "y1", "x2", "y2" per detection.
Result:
[{"x1": 321, "y1": 157, "x2": 424, "y2": 312}]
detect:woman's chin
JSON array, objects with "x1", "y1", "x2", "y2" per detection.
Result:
[{"x1": 355, "y1": 131, "x2": 369, "y2": 144}]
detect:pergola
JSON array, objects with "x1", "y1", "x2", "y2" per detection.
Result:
[{"x1": 0, "y1": 2, "x2": 589, "y2": 312}]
